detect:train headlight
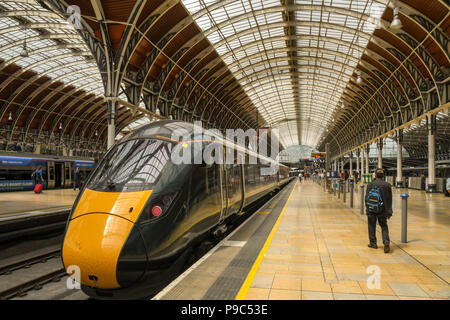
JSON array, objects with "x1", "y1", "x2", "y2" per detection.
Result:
[
  {"x1": 140, "y1": 192, "x2": 177, "y2": 222},
  {"x1": 151, "y1": 205, "x2": 163, "y2": 217}
]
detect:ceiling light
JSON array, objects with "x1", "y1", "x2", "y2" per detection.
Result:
[
  {"x1": 59, "y1": 122, "x2": 63, "y2": 130},
  {"x1": 390, "y1": 2, "x2": 403, "y2": 29},
  {"x1": 20, "y1": 40, "x2": 29, "y2": 58},
  {"x1": 356, "y1": 70, "x2": 363, "y2": 84},
  {"x1": 8, "y1": 112, "x2": 12, "y2": 121}
]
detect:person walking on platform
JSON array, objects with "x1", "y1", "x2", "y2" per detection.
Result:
[
  {"x1": 365, "y1": 168, "x2": 393, "y2": 253},
  {"x1": 32, "y1": 166, "x2": 44, "y2": 185},
  {"x1": 32, "y1": 166, "x2": 45, "y2": 193},
  {"x1": 298, "y1": 172, "x2": 302, "y2": 182},
  {"x1": 73, "y1": 167, "x2": 81, "y2": 191}
]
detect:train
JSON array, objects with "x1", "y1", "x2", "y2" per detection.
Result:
[
  {"x1": 62, "y1": 121, "x2": 293, "y2": 299},
  {"x1": 0, "y1": 153, "x2": 96, "y2": 192}
]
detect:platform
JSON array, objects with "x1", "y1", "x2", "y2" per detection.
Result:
[
  {"x1": 0, "y1": 189, "x2": 78, "y2": 221},
  {"x1": 154, "y1": 180, "x2": 449, "y2": 300}
]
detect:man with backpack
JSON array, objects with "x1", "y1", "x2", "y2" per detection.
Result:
[{"x1": 365, "y1": 168, "x2": 393, "y2": 253}]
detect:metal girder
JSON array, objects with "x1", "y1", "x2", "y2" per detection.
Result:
[
  {"x1": 0, "y1": 61, "x2": 98, "y2": 121},
  {"x1": 21, "y1": 76, "x2": 99, "y2": 136},
  {"x1": 321, "y1": 6, "x2": 449, "y2": 156}
]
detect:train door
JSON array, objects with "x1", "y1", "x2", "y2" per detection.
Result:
[
  {"x1": 47, "y1": 161, "x2": 55, "y2": 189},
  {"x1": 64, "y1": 162, "x2": 71, "y2": 188},
  {"x1": 54, "y1": 163, "x2": 63, "y2": 188},
  {"x1": 238, "y1": 164, "x2": 245, "y2": 213},
  {"x1": 219, "y1": 164, "x2": 229, "y2": 223}
]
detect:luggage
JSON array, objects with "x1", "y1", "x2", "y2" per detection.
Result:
[{"x1": 34, "y1": 184, "x2": 43, "y2": 194}]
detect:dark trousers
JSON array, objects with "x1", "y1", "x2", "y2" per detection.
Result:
[{"x1": 368, "y1": 215, "x2": 390, "y2": 245}]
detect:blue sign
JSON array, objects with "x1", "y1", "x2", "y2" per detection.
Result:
[
  {"x1": 73, "y1": 161, "x2": 95, "y2": 168},
  {"x1": 0, "y1": 180, "x2": 49, "y2": 192},
  {"x1": 0, "y1": 180, "x2": 34, "y2": 192},
  {"x1": 0, "y1": 156, "x2": 47, "y2": 167}
]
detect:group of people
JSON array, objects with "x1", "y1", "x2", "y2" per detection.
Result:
[
  {"x1": 32, "y1": 167, "x2": 83, "y2": 193},
  {"x1": 298, "y1": 172, "x2": 312, "y2": 182}
]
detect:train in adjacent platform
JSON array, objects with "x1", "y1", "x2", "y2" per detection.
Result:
[
  {"x1": 0, "y1": 154, "x2": 95, "y2": 192},
  {"x1": 62, "y1": 121, "x2": 293, "y2": 299}
]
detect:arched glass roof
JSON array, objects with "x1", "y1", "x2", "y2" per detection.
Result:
[
  {"x1": 181, "y1": 0, "x2": 387, "y2": 147},
  {"x1": 0, "y1": 0, "x2": 104, "y2": 96},
  {"x1": 279, "y1": 144, "x2": 319, "y2": 162}
]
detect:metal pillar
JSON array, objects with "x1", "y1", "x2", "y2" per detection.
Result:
[
  {"x1": 350, "y1": 179, "x2": 354, "y2": 208},
  {"x1": 377, "y1": 138, "x2": 383, "y2": 170},
  {"x1": 366, "y1": 144, "x2": 370, "y2": 175},
  {"x1": 360, "y1": 185, "x2": 365, "y2": 215},
  {"x1": 427, "y1": 115, "x2": 437, "y2": 193},
  {"x1": 396, "y1": 130, "x2": 403, "y2": 188},
  {"x1": 349, "y1": 151, "x2": 353, "y2": 177},
  {"x1": 338, "y1": 180, "x2": 341, "y2": 199},
  {"x1": 343, "y1": 181, "x2": 346, "y2": 203},
  {"x1": 106, "y1": 98, "x2": 118, "y2": 149},
  {"x1": 356, "y1": 149, "x2": 360, "y2": 185},
  {"x1": 325, "y1": 143, "x2": 330, "y2": 190},
  {"x1": 401, "y1": 193, "x2": 409, "y2": 243},
  {"x1": 361, "y1": 146, "x2": 365, "y2": 176}
]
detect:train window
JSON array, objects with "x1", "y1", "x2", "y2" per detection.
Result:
[
  {"x1": 188, "y1": 164, "x2": 221, "y2": 223},
  {"x1": 49, "y1": 167, "x2": 54, "y2": 180},
  {"x1": 86, "y1": 139, "x2": 173, "y2": 192}
]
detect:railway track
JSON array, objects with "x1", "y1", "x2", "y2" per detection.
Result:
[
  {"x1": 0, "y1": 249, "x2": 67, "y2": 300},
  {"x1": 0, "y1": 249, "x2": 61, "y2": 275},
  {"x1": 0, "y1": 268, "x2": 66, "y2": 300}
]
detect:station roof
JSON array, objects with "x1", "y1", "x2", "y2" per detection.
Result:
[{"x1": 0, "y1": 0, "x2": 449, "y2": 157}]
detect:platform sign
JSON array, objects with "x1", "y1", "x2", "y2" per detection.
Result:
[{"x1": 311, "y1": 152, "x2": 325, "y2": 158}]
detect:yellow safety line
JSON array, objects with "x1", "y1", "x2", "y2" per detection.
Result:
[
  {"x1": 235, "y1": 180, "x2": 298, "y2": 300},
  {"x1": 0, "y1": 205, "x2": 72, "y2": 218},
  {"x1": 257, "y1": 211, "x2": 271, "y2": 215}
]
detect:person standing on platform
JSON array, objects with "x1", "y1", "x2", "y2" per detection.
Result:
[
  {"x1": 33, "y1": 166, "x2": 44, "y2": 186},
  {"x1": 365, "y1": 168, "x2": 393, "y2": 253},
  {"x1": 73, "y1": 167, "x2": 81, "y2": 191},
  {"x1": 298, "y1": 172, "x2": 302, "y2": 182}
]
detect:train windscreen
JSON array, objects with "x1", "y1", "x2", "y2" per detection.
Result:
[{"x1": 87, "y1": 139, "x2": 173, "y2": 192}]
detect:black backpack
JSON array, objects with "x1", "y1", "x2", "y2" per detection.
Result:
[{"x1": 366, "y1": 186, "x2": 384, "y2": 214}]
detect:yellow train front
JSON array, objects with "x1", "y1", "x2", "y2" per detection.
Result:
[{"x1": 62, "y1": 121, "x2": 291, "y2": 299}]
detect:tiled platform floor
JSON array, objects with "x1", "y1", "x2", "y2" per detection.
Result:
[
  {"x1": 240, "y1": 180, "x2": 449, "y2": 300},
  {"x1": 0, "y1": 189, "x2": 78, "y2": 218}
]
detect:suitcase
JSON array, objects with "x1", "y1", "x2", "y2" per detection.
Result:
[{"x1": 34, "y1": 184, "x2": 43, "y2": 194}]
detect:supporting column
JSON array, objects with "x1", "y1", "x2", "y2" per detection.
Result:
[
  {"x1": 349, "y1": 151, "x2": 353, "y2": 175},
  {"x1": 396, "y1": 130, "x2": 403, "y2": 188},
  {"x1": 427, "y1": 114, "x2": 437, "y2": 193},
  {"x1": 366, "y1": 144, "x2": 370, "y2": 175},
  {"x1": 107, "y1": 98, "x2": 118, "y2": 149},
  {"x1": 356, "y1": 149, "x2": 360, "y2": 184},
  {"x1": 360, "y1": 147, "x2": 365, "y2": 178},
  {"x1": 325, "y1": 143, "x2": 330, "y2": 173},
  {"x1": 377, "y1": 138, "x2": 383, "y2": 169}
]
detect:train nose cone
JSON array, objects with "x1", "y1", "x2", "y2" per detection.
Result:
[{"x1": 62, "y1": 213, "x2": 145, "y2": 289}]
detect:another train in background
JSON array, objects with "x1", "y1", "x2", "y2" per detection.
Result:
[{"x1": 0, "y1": 153, "x2": 96, "y2": 192}]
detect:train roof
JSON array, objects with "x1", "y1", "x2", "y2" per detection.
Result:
[{"x1": 119, "y1": 120, "x2": 287, "y2": 168}]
